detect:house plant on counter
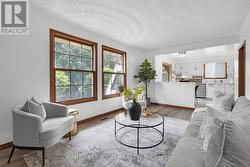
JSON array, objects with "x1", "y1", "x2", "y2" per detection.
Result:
[
  {"x1": 118, "y1": 85, "x2": 145, "y2": 120},
  {"x1": 134, "y1": 59, "x2": 157, "y2": 107}
]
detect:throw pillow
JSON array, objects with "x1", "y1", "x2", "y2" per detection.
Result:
[
  {"x1": 205, "y1": 120, "x2": 250, "y2": 167},
  {"x1": 30, "y1": 96, "x2": 42, "y2": 105},
  {"x1": 213, "y1": 89, "x2": 224, "y2": 98},
  {"x1": 21, "y1": 99, "x2": 30, "y2": 112},
  {"x1": 29, "y1": 100, "x2": 46, "y2": 121},
  {"x1": 198, "y1": 105, "x2": 230, "y2": 139},
  {"x1": 212, "y1": 93, "x2": 234, "y2": 112},
  {"x1": 202, "y1": 118, "x2": 224, "y2": 152},
  {"x1": 232, "y1": 96, "x2": 250, "y2": 113}
]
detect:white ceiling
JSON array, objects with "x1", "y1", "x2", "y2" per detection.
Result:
[
  {"x1": 32, "y1": 0, "x2": 250, "y2": 50},
  {"x1": 158, "y1": 44, "x2": 237, "y2": 63}
]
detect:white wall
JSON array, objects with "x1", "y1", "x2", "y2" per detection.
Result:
[
  {"x1": 0, "y1": 7, "x2": 145, "y2": 144},
  {"x1": 239, "y1": 12, "x2": 250, "y2": 99}
]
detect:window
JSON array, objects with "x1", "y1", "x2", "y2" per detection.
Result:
[
  {"x1": 203, "y1": 62, "x2": 227, "y2": 79},
  {"x1": 102, "y1": 45, "x2": 127, "y2": 99},
  {"x1": 50, "y1": 29, "x2": 97, "y2": 105}
]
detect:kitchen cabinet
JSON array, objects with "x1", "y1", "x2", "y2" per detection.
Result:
[{"x1": 175, "y1": 63, "x2": 202, "y2": 76}]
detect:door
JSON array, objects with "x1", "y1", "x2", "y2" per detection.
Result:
[{"x1": 238, "y1": 41, "x2": 246, "y2": 97}]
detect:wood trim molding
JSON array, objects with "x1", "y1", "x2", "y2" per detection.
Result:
[
  {"x1": 0, "y1": 142, "x2": 12, "y2": 151},
  {"x1": 78, "y1": 108, "x2": 123, "y2": 126},
  {"x1": 151, "y1": 102, "x2": 194, "y2": 110},
  {"x1": 101, "y1": 45, "x2": 127, "y2": 99}
]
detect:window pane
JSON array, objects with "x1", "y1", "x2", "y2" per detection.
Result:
[
  {"x1": 104, "y1": 73, "x2": 112, "y2": 84},
  {"x1": 55, "y1": 37, "x2": 69, "y2": 54},
  {"x1": 83, "y1": 84, "x2": 93, "y2": 98},
  {"x1": 55, "y1": 53, "x2": 69, "y2": 69},
  {"x1": 113, "y1": 74, "x2": 124, "y2": 84},
  {"x1": 55, "y1": 71, "x2": 70, "y2": 86},
  {"x1": 111, "y1": 84, "x2": 119, "y2": 94},
  {"x1": 71, "y1": 72, "x2": 82, "y2": 86},
  {"x1": 82, "y1": 58, "x2": 92, "y2": 70},
  {"x1": 71, "y1": 86, "x2": 82, "y2": 100},
  {"x1": 104, "y1": 84, "x2": 110, "y2": 95},
  {"x1": 83, "y1": 72, "x2": 93, "y2": 85},
  {"x1": 70, "y1": 41, "x2": 81, "y2": 56},
  {"x1": 56, "y1": 86, "x2": 70, "y2": 102},
  {"x1": 82, "y1": 45, "x2": 92, "y2": 59},
  {"x1": 70, "y1": 56, "x2": 82, "y2": 69}
]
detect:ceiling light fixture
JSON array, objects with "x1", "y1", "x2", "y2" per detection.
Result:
[{"x1": 178, "y1": 51, "x2": 187, "y2": 57}]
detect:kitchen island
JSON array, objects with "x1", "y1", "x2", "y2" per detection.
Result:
[{"x1": 149, "y1": 82, "x2": 195, "y2": 108}]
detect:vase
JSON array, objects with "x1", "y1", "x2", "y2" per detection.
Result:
[{"x1": 128, "y1": 100, "x2": 142, "y2": 121}]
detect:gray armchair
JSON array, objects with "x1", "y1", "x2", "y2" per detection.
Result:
[{"x1": 8, "y1": 102, "x2": 74, "y2": 166}]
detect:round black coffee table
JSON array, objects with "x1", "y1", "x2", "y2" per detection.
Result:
[{"x1": 115, "y1": 112, "x2": 164, "y2": 154}]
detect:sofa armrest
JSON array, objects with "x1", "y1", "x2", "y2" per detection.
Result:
[
  {"x1": 42, "y1": 102, "x2": 68, "y2": 118},
  {"x1": 12, "y1": 109, "x2": 42, "y2": 147}
]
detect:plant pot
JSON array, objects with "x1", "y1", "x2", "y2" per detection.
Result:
[
  {"x1": 146, "y1": 97, "x2": 151, "y2": 107},
  {"x1": 128, "y1": 100, "x2": 142, "y2": 121}
]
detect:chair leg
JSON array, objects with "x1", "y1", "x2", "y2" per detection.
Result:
[
  {"x1": 42, "y1": 147, "x2": 45, "y2": 166},
  {"x1": 7, "y1": 146, "x2": 15, "y2": 163},
  {"x1": 69, "y1": 131, "x2": 71, "y2": 141}
]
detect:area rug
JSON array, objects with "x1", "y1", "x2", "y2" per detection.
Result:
[{"x1": 23, "y1": 117, "x2": 189, "y2": 167}]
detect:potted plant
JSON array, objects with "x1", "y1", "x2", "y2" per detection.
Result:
[
  {"x1": 134, "y1": 59, "x2": 157, "y2": 107},
  {"x1": 118, "y1": 85, "x2": 145, "y2": 120}
]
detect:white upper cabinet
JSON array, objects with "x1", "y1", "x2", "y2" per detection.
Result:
[
  {"x1": 189, "y1": 63, "x2": 202, "y2": 76},
  {"x1": 175, "y1": 63, "x2": 202, "y2": 76},
  {"x1": 175, "y1": 63, "x2": 189, "y2": 75}
]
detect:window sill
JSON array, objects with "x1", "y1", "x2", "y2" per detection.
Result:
[
  {"x1": 102, "y1": 94, "x2": 121, "y2": 99},
  {"x1": 52, "y1": 97, "x2": 97, "y2": 106}
]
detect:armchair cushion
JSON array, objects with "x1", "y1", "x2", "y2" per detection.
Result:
[
  {"x1": 40, "y1": 116, "x2": 74, "y2": 141},
  {"x1": 29, "y1": 100, "x2": 47, "y2": 121}
]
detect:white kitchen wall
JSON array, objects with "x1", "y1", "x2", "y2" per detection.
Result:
[
  {"x1": 0, "y1": 7, "x2": 145, "y2": 144},
  {"x1": 239, "y1": 12, "x2": 250, "y2": 99}
]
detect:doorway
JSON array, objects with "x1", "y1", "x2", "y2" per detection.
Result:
[
  {"x1": 162, "y1": 63, "x2": 172, "y2": 82},
  {"x1": 238, "y1": 41, "x2": 246, "y2": 97}
]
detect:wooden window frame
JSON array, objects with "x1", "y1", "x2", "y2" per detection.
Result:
[
  {"x1": 102, "y1": 45, "x2": 127, "y2": 99},
  {"x1": 50, "y1": 29, "x2": 98, "y2": 105}
]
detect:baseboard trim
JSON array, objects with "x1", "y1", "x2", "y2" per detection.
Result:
[
  {"x1": 77, "y1": 108, "x2": 123, "y2": 126},
  {"x1": 0, "y1": 142, "x2": 12, "y2": 151},
  {"x1": 151, "y1": 102, "x2": 194, "y2": 110},
  {"x1": 0, "y1": 108, "x2": 124, "y2": 151}
]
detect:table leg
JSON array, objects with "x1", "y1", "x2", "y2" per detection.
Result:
[{"x1": 137, "y1": 127, "x2": 139, "y2": 155}]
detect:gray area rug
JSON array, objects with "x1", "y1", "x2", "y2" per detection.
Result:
[{"x1": 23, "y1": 117, "x2": 189, "y2": 167}]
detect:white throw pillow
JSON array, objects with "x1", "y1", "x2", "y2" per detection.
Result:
[
  {"x1": 212, "y1": 93, "x2": 234, "y2": 112},
  {"x1": 198, "y1": 106, "x2": 230, "y2": 139},
  {"x1": 29, "y1": 100, "x2": 46, "y2": 121}
]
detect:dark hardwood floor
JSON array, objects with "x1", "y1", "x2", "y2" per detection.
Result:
[{"x1": 0, "y1": 104, "x2": 193, "y2": 167}]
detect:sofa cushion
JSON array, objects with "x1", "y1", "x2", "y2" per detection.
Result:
[
  {"x1": 168, "y1": 136, "x2": 204, "y2": 167},
  {"x1": 205, "y1": 120, "x2": 250, "y2": 167},
  {"x1": 211, "y1": 93, "x2": 234, "y2": 112},
  {"x1": 29, "y1": 100, "x2": 47, "y2": 121},
  {"x1": 40, "y1": 116, "x2": 74, "y2": 141},
  {"x1": 232, "y1": 96, "x2": 250, "y2": 113}
]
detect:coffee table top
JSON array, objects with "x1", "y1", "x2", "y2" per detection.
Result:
[{"x1": 115, "y1": 112, "x2": 164, "y2": 128}]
